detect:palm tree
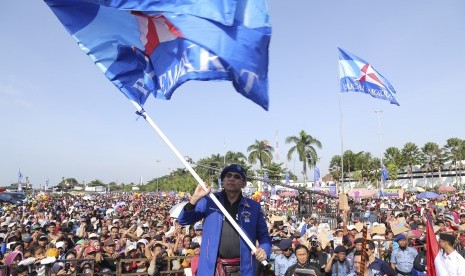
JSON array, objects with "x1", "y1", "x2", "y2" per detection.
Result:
[
  {"x1": 247, "y1": 140, "x2": 274, "y2": 169},
  {"x1": 225, "y1": 151, "x2": 247, "y2": 165},
  {"x1": 401, "y1": 142, "x2": 421, "y2": 187},
  {"x1": 285, "y1": 130, "x2": 322, "y2": 183},
  {"x1": 384, "y1": 147, "x2": 402, "y2": 167},
  {"x1": 444, "y1": 138, "x2": 465, "y2": 185},
  {"x1": 421, "y1": 142, "x2": 442, "y2": 185}
]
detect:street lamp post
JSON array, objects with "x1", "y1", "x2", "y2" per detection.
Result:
[{"x1": 155, "y1": 160, "x2": 161, "y2": 192}]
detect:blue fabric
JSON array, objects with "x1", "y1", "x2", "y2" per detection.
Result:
[
  {"x1": 44, "y1": 0, "x2": 271, "y2": 110},
  {"x1": 178, "y1": 192, "x2": 271, "y2": 276},
  {"x1": 338, "y1": 47, "x2": 399, "y2": 106}
]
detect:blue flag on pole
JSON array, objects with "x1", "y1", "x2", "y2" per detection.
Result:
[
  {"x1": 285, "y1": 172, "x2": 290, "y2": 185},
  {"x1": 338, "y1": 48, "x2": 399, "y2": 106},
  {"x1": 44, "y1": 0, "x2": 271, "y2": 110},
  {"x1": 17, "y1": 170, "x2": 23, "y2": 192},
  {"x1": 314, "y1": 166, "x2": 320, "y2": 191},
  {"x1": 381, "y1": 165, "x2": 388, "y2": 194}
]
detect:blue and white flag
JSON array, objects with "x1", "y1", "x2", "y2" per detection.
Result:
[
  {"x1": 338, "y1": 48, "x2": 399, "y2": 106},
  {"x1": 381, "y1": 165, "x2": 388, "y2": 193},
  {"x1": 285, "y1": 172, "x2": 290, "y2": 185},
  {"x1": 44, "y1": 0, "x2": 271, "y2": 110},
  {"x1": 314, "y1": 166, "x2": 320, "y2": 191},
  {"x1": 17, "y1": 170, "x2": 23, "y2": 192},
  {"x1": 263, "y1": 172, "x2": 269, "y2": 183}
]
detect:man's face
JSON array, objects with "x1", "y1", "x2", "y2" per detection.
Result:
[
  {"x1": 110, "y1": 227, "x2": 119, "y2": 237},
  {"x1": 398, "y1": 239, "x2": 407, "y2": 248},
  {"x1": 282, "y1": 247, "x2": 293, "y2": 258},
  {"x1": 295, "y1": 248, "x2": 308, "y2": 265},
  {"x1": 353, "y1": 255, "x2": 365, "y2": 273},
  {"x1": 337, "y1": 252, "x2": 347, "y2": 262},
  {"x1": 355, "y1": 242, "x2": 362, "y2": 251},
  {"x1": 222, "y1": 172, "x2": 245, "y2": 193},
  {"x1": 105, "y1": 243, "x2": 115, "y2": 254},
  {"x1": 417, "y1": 225, "x2": 425, "y2": 233},
  {"x1": 413, "y1": 215, "x2": 419, "y2": 222}
]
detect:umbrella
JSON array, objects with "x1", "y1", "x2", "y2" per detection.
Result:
[
  {"x1": 83, "y1": 195, "x2": 93, "y2": 201},
  {"x1": 270, "y1": 195, "x2": 280, "y2": 200},
  {"x1": 169, "y1": 202, "x2": 188, "y2": 218},
  {"x1": 348, "y1": 189, "x2": 375, "y2": 198},
  {"x1": 279, "y1": 191, "x2": 297, "y2": 198},
  {"x1": 106, "y1": 208, "x2": 115, "y2": 215},
  {"x1": 406, "y1": 187, "x2": 425, "y2": 193},
  {"x1": 438, "y1": 186, "x2": 457, "y2": 193},
  {"x1": 417, "y1": 191, "x2": 441, "y2": 199}
]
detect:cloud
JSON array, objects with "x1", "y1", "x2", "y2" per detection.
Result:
[{"x1": 0, "y1": 75, "x2": 34, "y2": 107}]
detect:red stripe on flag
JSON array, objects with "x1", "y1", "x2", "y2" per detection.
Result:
[{"x1": 145, "y1": 18, "x2": 160, "y2": 56}]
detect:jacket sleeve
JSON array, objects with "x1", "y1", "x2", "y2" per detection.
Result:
[
  {"x1": 177, "y1": 197, "x2": 207, "y2": 226},
  {"x1": 381, "y1": 259, "x2": 397, "y2": 276}
]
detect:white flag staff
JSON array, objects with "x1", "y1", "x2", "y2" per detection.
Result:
[{"x1": 130, "y1": 101, "x2": 268, "y2": 266}]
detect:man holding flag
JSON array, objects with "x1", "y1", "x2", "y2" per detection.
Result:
[{"x1": 178, "y1": 164, "x2": 271, "y2": 276}]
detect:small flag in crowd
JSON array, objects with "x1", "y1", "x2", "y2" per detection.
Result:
[
  {"x1": 314, "y1": 166, "x2": 320, "y2": 191},
  {"x1": 44, "y1": 0, "x2": 271, "y2": 110},
  {"x1": 263, "y1": 172, "x2": 269, "y2": 183},
  {"x1": 285, "y1": 172, "x2": 290, "y2": 185},
  {"x1": 338, "y1": 48, "x2": 399, "y2": 106}
]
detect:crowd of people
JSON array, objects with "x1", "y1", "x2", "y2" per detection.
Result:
[{"x1": 1, "y1": 164, "x2": 465, "y2": 275}]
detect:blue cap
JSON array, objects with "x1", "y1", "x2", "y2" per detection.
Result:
[
  {"x1": 220, "y1": 164, "x2": 247, "y2": 181},
  {"x1": 278, "y1": 239, "x2": 293, "y2": 250},
  {"x1": 394, "y1": 234, "x2": 406, "y2": 242}
]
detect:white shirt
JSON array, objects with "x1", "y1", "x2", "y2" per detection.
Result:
[{"x1": 443, "y1": 250, "x2": 465, "y2": 276}]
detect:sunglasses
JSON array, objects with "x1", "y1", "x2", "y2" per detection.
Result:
[
  {"x1": 284, "y1": 247, "x2": 292, "y2": 252},
  {"x1": 225, "y1": 172, "x2": 243, "y2": 180}
]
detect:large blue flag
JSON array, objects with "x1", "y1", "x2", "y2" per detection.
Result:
[
  {"x1": 314, "y1": 166, "x2": 320, "y2": 191},
  {"x1": 44, "y1": 0, "x2": 271, "y2": 110},
  {"x1": 338, "y1": 48, "x2": 399, "y2": 106},
  {"x1": 381, "y1": 165, "x2": 388, "y2": 193}
]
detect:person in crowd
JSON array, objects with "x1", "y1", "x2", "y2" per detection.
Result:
[
  {"x1": 438, "y1": 233, "x2": 465, "y2": 275},
  {"x1": 390, "y1": 234, "x2": 417, "y2": 276},
  {"x1": 325, "y1": 245, "x2": 353, "y2": 276},
  {"x1": 274, "y1": 239, "x2": 296, "y2": 276},
  {"x1": 365, "y1": 240, "x2": 395, "y2": 276},
  {"x1": 284, "y1": 244, "x2": 322, "y2": 276},
  {"x1": 178, "y1": 164, "x2": 271, "y2": 276}
]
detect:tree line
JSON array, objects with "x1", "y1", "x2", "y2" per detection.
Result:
[{"x1": 328, "y1": 138, "x2": 465, "y2": 185}]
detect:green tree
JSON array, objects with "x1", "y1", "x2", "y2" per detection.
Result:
[
  {"x1": 384, "y1": 147, "x2": 402, "y2": 167},
  {"x1": 224, "y1": 151, "x2": 247, "y2": 166},
  {"x1": 285, "y1": 130, "x2": 322, "y2": 183},
  {"x1": 421, "y1": 142, "x2": 442, "y2": 183},
  {"x1": 88, "y1": 179, "x2": 105, "y2": 187},
  {"x1": 262, "y1": 162, "x2": 286, "y2": 181},
  {"x1": 247, "y1": 140, "x2": 274, "y2": 169},
  {"x1": 329, "y1": 155, "x2": 342, "y2": 181},
  {"x1": 401, "y1": 142, "x2": 421, "y2": 186},
  {"x1": 443, "y1": 138, "x2": 465, "y2": 185}
]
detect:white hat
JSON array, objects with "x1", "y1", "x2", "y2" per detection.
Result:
[
  {"x1": 372, "y1": 222, "x2": 380, "y2": 227},
  {"x1": 55, "y1": 241, "x2": 65, "y2": 249},
  {"x1": 0, "y1": 222, "x2": 7, "y2": 227},
  {"x1": 126, "y1": 244, "x2": 137, "y2": 252},
  {"x1": 347, "y1": 225, "x2": 356, "y2": 231},
  {"x1": 137, "y1": 239, "x2": 148, "y2": 245},
  {"x1": 112, "y1": 219, "x2": 119, "y2": 224},
  {"x1": 88, "y1": 233, "x2": 99, "y2": 239}
]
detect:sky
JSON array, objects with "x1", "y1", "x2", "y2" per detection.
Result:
[{"x1": 1, "y1": 1, "x2": 465, "y2": 187}]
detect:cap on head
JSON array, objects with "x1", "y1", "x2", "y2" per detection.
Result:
[
  {"x1": 394, "y1": 234, "x2": 407, "y2": 242},
  {"x1": 278, "y1": 239, "x2": 293, "y2": 250},
  {"x1": 334, "y1": 245, "x2": 346, "y2": 254},
  {"x1": 220, "y1": 164, "x2": 246, "y2": 181}
]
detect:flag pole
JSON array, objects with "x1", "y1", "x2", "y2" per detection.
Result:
[
  {"x1": 130, "y1": 101, "x2": 268, "y2": 265},
  {"x1": 337, "y1": 48, "x2": 345, "y2": 194}
]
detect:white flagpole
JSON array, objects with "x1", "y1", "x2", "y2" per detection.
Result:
[
  {"x1": 130, "y1": 101, "x2": 268, "y2": 265},
  {"x1": 337, "y1": 49, "x2": 345, "y2": 194}
]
